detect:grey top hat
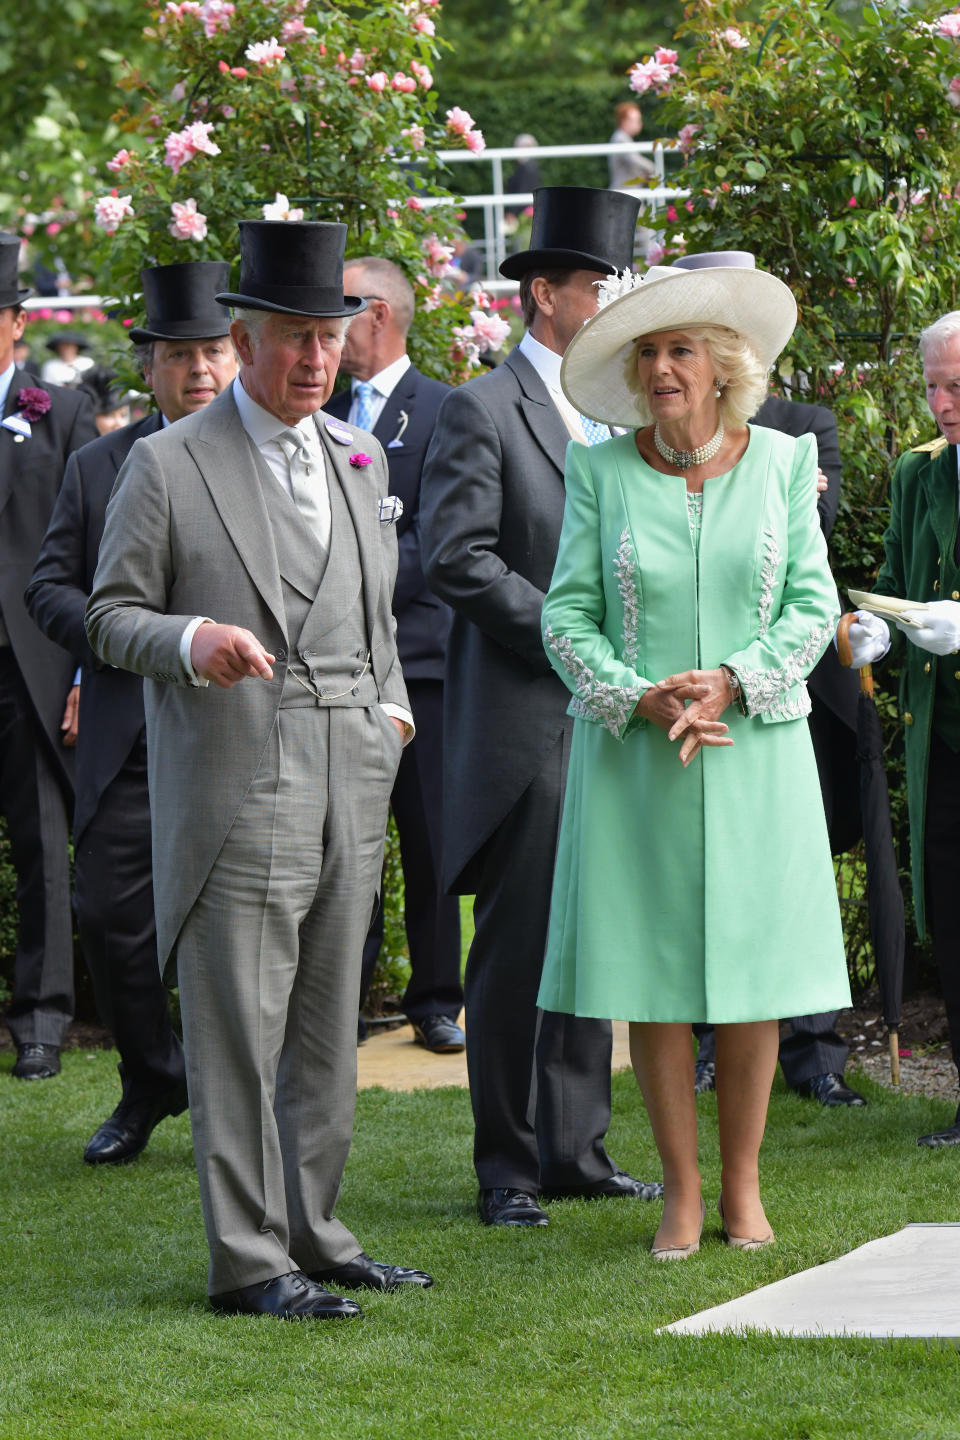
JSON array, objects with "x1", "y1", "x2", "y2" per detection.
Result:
[
  {"x1": 216, "y1": 221, "x2": 366, "y2": 317},
  {"x1": 129, "y1": 261, "x2": 232, "y2": 344}
]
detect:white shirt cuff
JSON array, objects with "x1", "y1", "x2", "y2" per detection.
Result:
[
  {"x1": 380, "y1": 702, "x2": 414, "y2": 745},
  {"x1": 180, "y1": 617, "x2": 213, "y2": 688}
]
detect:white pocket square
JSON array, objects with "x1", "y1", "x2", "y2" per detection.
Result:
[{"x1": 379, "y1": 496, "x2": 403, "y2": 524}]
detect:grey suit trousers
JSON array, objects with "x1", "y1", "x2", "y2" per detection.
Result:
[{"x1": 175, "y1": 704, "x2": 400, "y2": 1295}]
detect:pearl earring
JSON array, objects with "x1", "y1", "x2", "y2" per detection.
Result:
[{"x1": 714, "y1": 379, "x2": 724, "y2": 399}]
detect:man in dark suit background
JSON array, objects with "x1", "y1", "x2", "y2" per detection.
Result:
[
  {"x1": 326, "y1": 257, "x2": 464, "y2": 1054},
  {"x1": 0, "y1": 232, "x2": 97, "y2": 1079},
  {"x1": 421, "y1": 188, "x2": 662, "y2": 1226},
  {"x1": 26, "y1": 262, "x2": 237, "y2": 1158},
  {"x1": 676, "y1": 250, "x2": 867, "y2": 1109}
]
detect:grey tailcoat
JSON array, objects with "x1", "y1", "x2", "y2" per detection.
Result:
[
  {"x1": 85, "y1": 386, "x2": 407, "y2": 976},
  {"x1": 420, "y1": 348, "x2": 572, "y2": 892}
]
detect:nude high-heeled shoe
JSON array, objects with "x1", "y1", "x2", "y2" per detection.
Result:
[
  {"x1": 651, "y1": 1197, "x2": 706, "y2": 1261},
  {"x1": 717, "y1": 1193, "x2": 775, "y2": 1251}
]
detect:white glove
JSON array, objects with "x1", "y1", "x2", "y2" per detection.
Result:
[
  {"x1": 897, "y1": 600, "x2": 960, "y2": 656},
  {"x1": 841, "y1": 610, "x2": 891, "y2": 666}
]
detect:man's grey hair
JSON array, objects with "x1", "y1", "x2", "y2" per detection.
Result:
[
  {"x1": 920, "y1": 312, "x2": 960, "y2": 363},
  {"x1": 232, "y1": 307, "x2": 351, "y2": 346},
  {"x1": 133, "y1": 340, "x2": 155, "y2": 375},
  {"x1": 342, "y1": 257, "x2": 415, "y2": 335}
]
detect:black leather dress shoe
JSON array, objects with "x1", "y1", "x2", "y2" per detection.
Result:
[
  {"x1": 918, "y1": 1106, "x2": 960, "y2": 1147},
  {"x1": 83, "y1": 1079, "x2": 189, "y2": 1165},
  {"x1": 309, "y1": 1251, "x2": 433, "y2": 1291},
  {"x1": 411, "y1": 1015, "x2": 466, "y2": 1053},
  {"x1": 11, "y1": 1043, "x2": 61, "y2": 1080},
  {"x1": 795, "y1": 1072, "x2": 867, "y2": 1107},
  {"x1": 541, "y1": 1169, "x2": 663, "y2": 1202},
  {"x1": 478, "y1": 1187, "x2": 549, "y2": 1227},
  {"x1": 210, "y1": 1271, "x2": 362, "y2": 1320},
  {"x1": 694, "y1": 1059, "x2": 716, "y2": 1093}
]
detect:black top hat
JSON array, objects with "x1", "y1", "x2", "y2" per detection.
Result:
[
  {"x1": 216, "y1": 221, "x2": 365, "y2": 318},
  {"x1": 0, "y1": 233, "x2": 32, "y2": 308},
  {"x1": 128, "y1": 261, "x2": 233, "y2": 344},
  {"x1": 45, "y1": 331, "x2": 92, "y2": 353},
  {"x1": 499, "y1": 187, "x2": 641, "y2": 280}
]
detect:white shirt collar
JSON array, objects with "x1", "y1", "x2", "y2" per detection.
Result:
[
  {"x1": 352, "y1": 352, "x2": 410, "y2": 401},
  {"x1": 0, "y1": 361, "x2": 17, "y2": 413},
  {"x1": 517, "y1": 330, "x2": 564, "y2": 394},
  {"x1": 232, "y1": 373, "x2": 317, "y2": 447}
]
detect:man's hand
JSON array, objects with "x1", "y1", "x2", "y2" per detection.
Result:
[
  {"x1": 389, "y1": 715, "x2": 406, "y2": 740},
  {"x1": 652, "y1": 668, "x2": 734, "y2": 766},
  {"x1": 190, "y1": 623, "x2": 275, "y2": 688},
  {"x1": 898, "y1": 600, "x2": 960, "y2": 657},
  {"x1": 60, "y1": 684, "x2": 79, "y2": 747}
]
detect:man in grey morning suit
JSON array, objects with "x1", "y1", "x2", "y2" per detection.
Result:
[
  {"x1": 86, "y1": 221, "x2": 432, "y2": 1319},
  {"x1": 420, "y1": 187, "x2": 663, "y2": 1227}
]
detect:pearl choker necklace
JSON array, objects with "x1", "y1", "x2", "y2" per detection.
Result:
[{"x1": 653, "y1": 420, "x2": 724, "y2": 471}]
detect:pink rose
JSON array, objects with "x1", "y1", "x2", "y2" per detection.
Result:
[
  {"x1": 413, "y1": 15, "x2": 435, "y2": 34},
  {"x1": 848, "y1": 195, "x2": 857, "y2": 207},
  {"x1": 164, "y1": 121, "x2": 221, "y2": 176},
  {"x1": 94, "y1": 193, "x2": 134, "y2": 234},
  {"x1": 645, "y1": 239, "x2": 665, "y2": 265},
  {"x1": 392, "y1": 72, "x2": 417, "y2": 92},
  {"x1": 410, "y1": 60, "x2": 432, "y2": 88},
  {"x1": 445, "y1": 106, "x2": 475, "y2": 136},
  {"x1": 937, "y1": 12, "x2": 960, "y2": 38},
  {"x1": 201, "y1": 0, "x2": 233, "y2": 37},
  {"x1": 169, "y1": 198, "x2": 208, "y2": 241},
  {"x1": 721, "y1": 26, "x2": 750, "y2": 49},
  {"x1": 406, "y1": 196, "x2": 423, "y2": 211},
  {"x1": 423, "y1": 233, "x2": 455, "y2": 278},
  {"x1": 349, "y1": 452, "x2": 373, "y2": 468},
  {"x1": 665, "y1": 205, "x2": 678, "y2": 222},
  {"x1": 386, "y1": 208, "x2": 399, "y2": 219},
  {"x1": 245, "y1": 37, "x2": 286, "y2": 67},
  {"x1": 654, "y1": 47, "x2": 679, "y2": 69},
  {"x1": 45, "y1": 222, "x2": 61, "y2": 237},
  {"x1": 230, "y1": 66, "x2": 248, "y2": 78},
  {"x1": 281, "y1": 16, "x2": 316, "y2": 40},
  {"x1": 470, "y1": 309, "x2": 511, "y2": 353},
  {"x1": 367, "y1": 71, "x2": 388, "y2": 92},
  {"x1": 463, "y1": 128, "x2": 486, "y2": 154},
  {"x1": 106, "y1": 148, "x2": 132, "y2": 172},
  {"x1": 401, "y1": 124, "x2": 426, "y2": 151},
  {"x1": 677, "y1": 124, "x2": 700, "y2": 154}
]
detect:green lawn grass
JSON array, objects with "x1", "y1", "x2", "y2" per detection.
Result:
[{"x1": 2, "y1": 1048, "x2": 959, "y2": 1439}]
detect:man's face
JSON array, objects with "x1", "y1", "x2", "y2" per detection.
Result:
[
  {"x1": 0, "y1": 306, "x2": 27, "y2": 372},
  {"x1": 145, "y1": 336, "x2": 237, "y2": 423},
  {"x1": 924, "y1": 337, "x2": 960, "y2": 445},
  {"x1": 549, "y1": 269, "x2": 604, "y2": 356},
  {"x1": 232, "y1": 312, "x2": 345, "y2": 424},
  {"x1": 338, "y1": 267, "x2": 375, "y2": 379}
]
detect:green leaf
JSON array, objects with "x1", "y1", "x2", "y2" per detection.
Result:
[
  {"x1": 744, "y1": 160, "x2": 766, "y2": 181},
  {"x1": 790, "y1": 125, "x2": 804, "y2": 151}
]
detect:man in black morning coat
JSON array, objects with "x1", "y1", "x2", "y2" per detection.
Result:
[
  {"x1": 675, "y1": 250, "x2": 866, "y2": 1108},
  {"x1": 0, "y1": 232, "x2": 97, "y2": 1079},
  {"x1": 25, "y1": 262, "x2": 237, "y2": 1149},
  {"x1": 326, "y1": 256, "x2": 464, "y2": 1053},
  {"x1": 421, "y1": 188, "x2": 663, "y2": 1227}
]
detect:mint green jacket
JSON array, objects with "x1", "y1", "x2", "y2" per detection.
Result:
[
  {"x1": 538, "y1": 426, "x2": 850, "y2": 1023},
  {"x1": 874, "y1": 437, "x2": 960, "y2": 936}
]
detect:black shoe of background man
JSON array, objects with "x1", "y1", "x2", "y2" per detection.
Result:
[
  {"x1": 918, "y1": 1104, "x2": 960, "y2": 1148},
  {"x1": 11, "y1": 1043, "x2": 61, "y2": 1080},
  {"x1": 796, "y1": 1071, "x2": 867, "y2": 1107},
  {"x1": 478, "y1": 1187, "x2": 548, "y2": 1227},
  {"x1": 83, "y1": 1078, "x2": 189, "y2": 1164},
  {"x1": 210, "y1": 1271, "x2": 362, "y2": 1320},
  {"x1": 694, "y1": 1058, "x2": 715, "y2": 1094},
  {"x1": 412, "y1": 1014, "x2": 466, "y2": 1053},
  {"x1": 540, "y1": 1169, "x2": 663, "y2": 1202},
  {"x1": 309, "y1": 1251, "x2": 433, "y2": 1291}
]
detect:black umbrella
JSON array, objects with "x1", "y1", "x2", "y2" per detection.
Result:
[{"x1": 837, "y1": 616, "x2": 905, "y2": 1082}]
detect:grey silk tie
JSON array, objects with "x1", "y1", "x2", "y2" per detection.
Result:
[{"x1": 277, "y1": 428, "x2": 331, "y2": 551}]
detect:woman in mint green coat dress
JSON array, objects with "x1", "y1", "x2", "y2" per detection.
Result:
[{"x1": 539, "y1": 261, "x2": 850, "y2": 1259}]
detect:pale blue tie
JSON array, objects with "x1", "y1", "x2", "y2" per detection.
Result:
[
  {"x1": 354, "y1": 380, "x2": 376, "y2": 433},
  {"x1": 580, "y1": 414, "x2": 611, "y2": 446}
]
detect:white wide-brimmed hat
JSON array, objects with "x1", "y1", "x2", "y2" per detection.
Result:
[{"x1": 560, "y1": 261, "x2": 798, "y2": 427}]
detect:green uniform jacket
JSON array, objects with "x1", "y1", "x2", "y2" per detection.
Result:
[
  {"x1": 874, "y1": 436, "x2": 960, "y2": 937},
  {"x1": 537, "y1": 425, "x2": 851, "y2": 1024}
]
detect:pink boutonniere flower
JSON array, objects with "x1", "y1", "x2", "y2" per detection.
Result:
[
  {"x1": 16, "y1": 387, "x2": 52, "y2": 422},
  {"x1": 349, "y1": 452, "x2": 373, "y2": 468}
]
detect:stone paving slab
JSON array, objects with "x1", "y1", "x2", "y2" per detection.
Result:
[
  {"x1": 357, "y1": 1016, "x2": 632, "y2": 1091},
  {"x1": 663, "y1": 1224, "x2": 960, "y2": 1338}
]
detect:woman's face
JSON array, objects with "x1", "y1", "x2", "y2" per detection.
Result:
[
  {"x1": 634, "y1": 330, "x2": 717, "y2": 428},
  {"x1": 95, "y1": 404, "x2": 130, "y2": 435}
]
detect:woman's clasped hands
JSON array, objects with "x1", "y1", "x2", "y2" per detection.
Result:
[{"x1": 635, "y1": 668, "x2": 735, "y2": 767}]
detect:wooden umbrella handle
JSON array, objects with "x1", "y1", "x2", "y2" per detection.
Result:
[{"x1": 836, "y1": 612, "x2": 874, "y2": 697}]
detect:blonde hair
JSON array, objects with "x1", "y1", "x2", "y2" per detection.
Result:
[{"x1": 623, "y1": 324, "x2": 769, "y2": 428}]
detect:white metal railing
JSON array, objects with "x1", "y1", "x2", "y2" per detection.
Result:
[{"x1": 427, "y1": 140, "x2": 686, "y2": 285}]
